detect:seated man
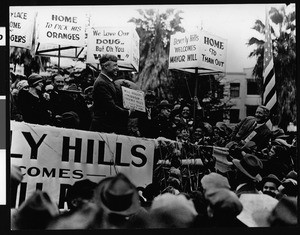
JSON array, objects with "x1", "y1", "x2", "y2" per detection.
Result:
[{"x1": 228, "y1": 105, "x2": 272, "y2": 152}]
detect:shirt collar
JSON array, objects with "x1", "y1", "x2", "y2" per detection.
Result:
[{"x1": 101, "y1": 72, "x2": 113, "y2": 82}]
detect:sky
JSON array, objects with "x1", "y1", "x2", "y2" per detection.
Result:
[
  {"x1": 86, "y1": 4, "x2": 290, "y2": 73},
  {"x1": 20, "y1": 3, "x2": 294, "y2": 73}
]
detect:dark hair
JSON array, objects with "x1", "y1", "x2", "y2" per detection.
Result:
[{"x1": 100, "y1": 54, "x2": 118, "y2": 65}]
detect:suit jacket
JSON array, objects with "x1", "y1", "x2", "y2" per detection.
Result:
[
  {"x1": 230, "y1": 116, "x2": 271, "y2": 150},
  {"x1": 137, "y1": 107, "x2": 156, "y2": 138},
  {"x1": 90, "y1": 74, "x2": 129, "y2": 134},
  {"x1": 18, "y1": 89, "x2": 51, "y2": 125}
]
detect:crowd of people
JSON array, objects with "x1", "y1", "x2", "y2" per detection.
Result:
[
  {"x1": 10, "y1": 168, "x2": 297, "y2": 229},
  {"x1": 9, "y1": 54, "x2": 298, "y2": 229}
]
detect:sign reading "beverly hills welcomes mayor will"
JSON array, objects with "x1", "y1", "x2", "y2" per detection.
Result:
[{"x1": 169, "y1": 30, "x2": 227, "y2": 73}]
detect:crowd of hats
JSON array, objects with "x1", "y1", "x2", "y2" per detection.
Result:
[
  {"x1": 11, "y1": 170, "x2": 298, "y2": 230},
  {"x1": 9, "y1": 71, "x2": 298, "y2": 229}
]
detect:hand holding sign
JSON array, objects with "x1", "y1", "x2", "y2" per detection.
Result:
[{"x1": 121, "y1": 86, "x2": 145, "y2": 113}]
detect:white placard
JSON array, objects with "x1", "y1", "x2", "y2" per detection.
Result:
[
  {"x1": 86, "y1": 26, "x2": 140, "y2": 72},
  {"x1": 169, "y1": 30, "x2": 227, "y2": 73},
  {"x1": 10, "y1": 121, "x2": 155, "y2": 209},
  {"x1": 0, "y1": 27, "x2": 5, "y2": 46},
  {"x1": 36, "y1": 9, "x2": 86, "y2": 47},
  {"x1": 121, "y1": 86, "x2": 145, "y2": 112},
  {"x1": 9, "y1": 7, "x2": 36, "y2": 49}
]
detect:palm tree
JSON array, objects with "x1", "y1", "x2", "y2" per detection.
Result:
[
  {"x1": 247, "y1": 4, "x2": 296, "y2": 129},
  {"x1": 128, "y1": 9, "x2": 185, "y2": 99}
]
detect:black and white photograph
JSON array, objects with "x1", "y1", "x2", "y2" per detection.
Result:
[{"x1": 3, "y1": 2, "x2": 298, "y2": 232}]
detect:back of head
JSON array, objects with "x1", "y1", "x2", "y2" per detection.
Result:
[
  {"x1": 267, "y1": 196, "x2": 297, "y2": 226},
  {"x1": 66, "y1": 179, "x2": 97, "y2": 211},
  {"x1": 12, "y1": 190, "x2": 59, "y2": 229},
  {"x1": 204, "y1": 188, "x2": 243, "y2": 219},
  {"x1": 201, "y1": 172, "x2": 231, "y2": 192},
  {"x1": 99, "y1": 54, "x2": 118, "y2": 66},
  {"x1": 149, "y1": 193, "x2": 198, "y2": 228},
  {"x1": 60, "y1": 111, "x2": 80, "y2": 129}
]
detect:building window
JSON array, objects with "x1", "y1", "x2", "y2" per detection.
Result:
[
  {"x1": 230, "y1": 83, "x2": 240, "y2": 98},
  {"x1": 230, "y1": 109, "x2": 240, "y2": 123},
  {"x1": 246, "y1": 105, "x2": 258, "y2": 117},
  {"x1": 247, "y1": 79, "x2": 259, "y2": 95}
]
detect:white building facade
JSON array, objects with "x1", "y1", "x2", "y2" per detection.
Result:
[{"x1": 221, "y1": 67, "x2": 261, "y2": 124}]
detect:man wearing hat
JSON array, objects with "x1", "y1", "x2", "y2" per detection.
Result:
[
  {"x1": 55, "y1": 84, "x2": 91, "y2": 130},
  {"x1": 137, "y1": 90, "x2": 157, "y2": 138},
  {"x1": 11, "y1": 190, "x2": 59, "y2": 229},
  {"x1": 259, "y1": 174, "x2": 281, "y2": 198},
  {"x1": 66, "y1": 179, "x2": 98, "y2": 212},
  {"x1": 92, "y1": 173, "x2": 143, "y2": 229},
  {"x1": 153, "y1": 100, "x2": 176, "y2": 140},
  {"x1": 229, "y1": 153, "x2": 264, "y2": 196},
  {"x1": 17, "y1": 73, "x2": 52, "y2": 125},
  {"x1": 90, "y1": 54, "x2": 135, "y2": 134},
  {"x1": 46, "y1": 74, "x2": 66, "y2": 120}
]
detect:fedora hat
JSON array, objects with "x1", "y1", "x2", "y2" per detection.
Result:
[
  {"x1": 157, "y1": 100, "x2": 172, "y2": 110},
  {"x1": 63, "y1": 83, "x2": 81, "y2": 93},
  {"x1": 11, "y1": 190, "x2": 59, "y2": 229},
  {"x1": 285, "y1": 170, "x2": 297, "y2": 181},
  {"x1": 259, "y1": 174, "x2": 281, "y2": 189},
  {"x1": 232, "y1": 154, "x2": 263, "y2": 182},
  {"x1": 93, "y1": 173, "x2": 140, "y2": 216}
]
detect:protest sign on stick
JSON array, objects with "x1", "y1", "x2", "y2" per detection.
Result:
[
  {"x1": 168, "y1": 30, "x2": 227, "y2": 127},
  {"x1": 36, "y1": 9, "x2": 86, "y2": 47},
  {"x1": 169, "y1": 30, "x2": 227, "y2": 73},
  {"x1": 10, "y1": 8, "x2": 36, "y2": 49},
  {"x1": 86, "y1": 26, "x2": 140, "y2": 72}
]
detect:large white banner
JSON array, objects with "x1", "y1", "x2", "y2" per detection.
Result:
[
  {"x1": 9, "y1": 7, "x2": 36, "y2": 49},
  {"x1": 86, "y1": 26, "x2": 140, "y2": 71},
  {"x1": 169, "y1": 30, "x2": 227, "y2": 73},
  {"x1": 10, "y1": 121, "x2": 155, "y2": 209},
  {"x1": 36, "y1": 9, "x2": 86, "y2": 47}
]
